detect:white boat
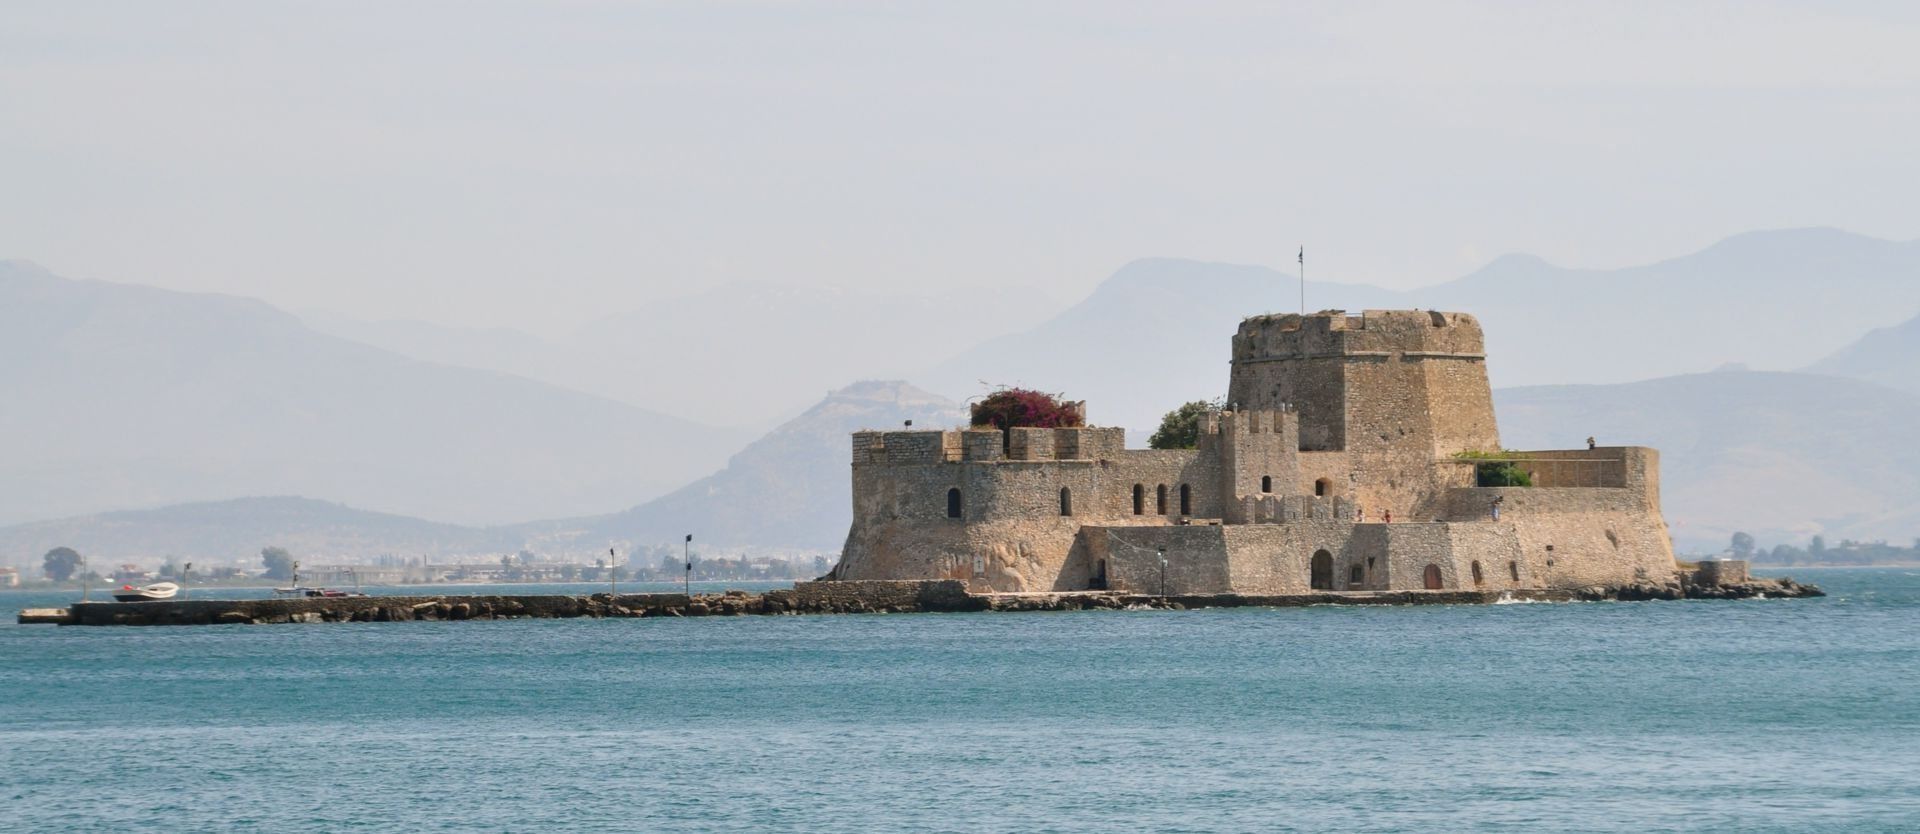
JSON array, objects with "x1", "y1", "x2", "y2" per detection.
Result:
[{"x1": 112, "y1": 582, "x2": 179, "y2": 602}]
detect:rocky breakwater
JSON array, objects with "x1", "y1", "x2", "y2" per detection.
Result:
[
  {"x1": 51, "y1": 580, "x2": 985, "y2": 626},
  {"x1": 1603, "y1": 560, "x2": 1824, "y2": 602},
  {"x1": 21, "y1": 570, "x2": 1825, "y2": 627}
]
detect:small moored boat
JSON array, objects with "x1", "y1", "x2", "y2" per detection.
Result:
[
  {"x1": 112, "y1": 582, "x2": 179, "y2": 602},
  {"x1": 273, "y1": 586, "x2": 366, "y2": 598}
]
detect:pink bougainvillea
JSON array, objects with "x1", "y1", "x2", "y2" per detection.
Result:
[{"x1": 970, "y1": 387, "x2": 1085, "y2": 431}]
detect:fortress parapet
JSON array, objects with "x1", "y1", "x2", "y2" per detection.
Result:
[{"x1": 1231, "y1": 309, "x2": 1487, "y2": 362}]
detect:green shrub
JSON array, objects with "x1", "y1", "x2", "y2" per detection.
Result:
[{"x1": 1474, "y1": 461, "x2": 1533, "y2": 487}]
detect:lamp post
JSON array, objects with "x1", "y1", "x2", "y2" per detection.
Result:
[
  {"x1": 683, "y1": 534, "x2": 693, "y2": 598},
  {"x1": 1158, "y1": 546, "x2": 1168, "y2": 599},
  {"x1": 183, "y1": 562, "x2": 192, "y2": 600},
  {"x1": 608, "y1": 547, "x2": 618, "y2": 597}
]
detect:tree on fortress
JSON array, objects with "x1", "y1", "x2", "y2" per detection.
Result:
[
  {"x1": 969, "y1": 387, "x2": 1085, "y2": 431},
  {"x1": 261, "y1": 546, "x2": 296, "y2": 581},
  {"x1": 1149, "y1": 400, "x2": 1221, "y2": 450},
  {"x1": 43, "y1": 546, "x2": 81, "y2": 582}
]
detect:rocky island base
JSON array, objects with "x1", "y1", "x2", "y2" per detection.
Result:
[{"x1": 18, "y1": 569, "x2": 1821, "y2": 626}]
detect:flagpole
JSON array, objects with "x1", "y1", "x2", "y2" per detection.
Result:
[{"x1": 1298, "y1": 246, "x2": 1305, "y2": 315}]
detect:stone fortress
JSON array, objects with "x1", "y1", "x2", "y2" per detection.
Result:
[{"x1": 829, "y1": 309, "x2": 1677, "y2": 595}]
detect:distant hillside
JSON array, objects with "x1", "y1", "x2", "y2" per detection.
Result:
[
  {"x1": 1495, "y1": 370, "x2": 1920, "y2": 551},
  {"x1": 307, "y1": 283, "x2": 1058, "y2": 430},
  {"x1": 299, "y1": 311, "x2": 581, "y2": 395},
  {"x1": 528, "y1": 381, "x2": 967, "y2": 552},
  {"x1": 0, "y1": 497, "x2": 511, "y2": 567},
  {"x1": 0, "y1": 260, "x2": 748, "y2": 526},
  {"x1": 1802, "y1": 311, "x2": 1920, "y2": 395},
  {"x1": 926, "y1": 229, "x2": 1920, "y2": 434}
]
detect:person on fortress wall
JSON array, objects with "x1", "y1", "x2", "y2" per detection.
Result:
[
  {"x1": 1490, "y1": 496, "x2": 1504, "y2": 521},
  {"x1": 1587, "y1": 436, "x2": 1597, "y2": 450}
]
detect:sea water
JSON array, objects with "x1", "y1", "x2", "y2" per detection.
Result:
[{"x1": 2, "y1": 569, "x2": 1917, "y2": 832}]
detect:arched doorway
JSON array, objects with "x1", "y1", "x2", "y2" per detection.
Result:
[
  {"x1": 1310, "y1": 550, "x2": 1333, "y2": 590},
  {"x1": 1423, "y1": 564, "x2": 1443, "y2": 590},
  {"x1": 1314, "y1": 478, "x2": 1330, "y2": 497},
  {"x1": 1261, "y1": 475, "x2": 1273, "y2": 493},
  {"x1": 1156, "y1": 484, "x2": 1168, "y2": 515},
  {"x1": 1059, "y1": 487, "x2": 1073, "y2": 517},
  {"x1": 1132, "y1": 484, "x2": 1145, "y2": 515},
  {"x1": 946, "y1": 488, "x2": 963, "y2": 519},
  {"x1": 1179, "y1": 484, "x2": 1192, "y2": 516}
]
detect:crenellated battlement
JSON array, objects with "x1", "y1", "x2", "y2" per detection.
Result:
[
  {"x1": 851, "y1": 426, "x2": 1128, "y2": 466},
  {"x1": 1200, "y1": 408, "x2": 1295, "y2": 437}
]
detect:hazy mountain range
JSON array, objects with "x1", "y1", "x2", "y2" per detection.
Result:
[
  {"x1": 926, "y1": 228, "x2": 1920, "y2": 435},
  {"x1": 0, "y1": 260, "x2": 747, "y2": 528},
  {"x1": 6, "y1": 228, "x2": 1920, "y2": 566},
  {"x1": 0, "y1": 497, "x2": 514, "y2": 564},
  {"x1": 0, "y1": 382, "x2": 961, "y2": 565},
  {"x1": 304, "y1": 283, "x2": 1059, "y2": 431},
  {"x1": 1803, "y1": 313, "x2": 1920, "y2": 395}
]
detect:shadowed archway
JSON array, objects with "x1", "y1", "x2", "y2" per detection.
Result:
[{"x1": 1310, "y1": 549, "x2": 1333, "y2": 590}]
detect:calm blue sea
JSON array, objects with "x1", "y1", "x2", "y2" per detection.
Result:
[{"x1": 3, "y1": 569, "x2": 1917, "y2": 833}]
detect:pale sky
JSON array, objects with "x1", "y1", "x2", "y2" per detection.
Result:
[{"x1": 4, "y1": 1, "x2": 1919, "y2": 335}]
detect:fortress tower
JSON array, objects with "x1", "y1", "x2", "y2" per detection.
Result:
[
  {"x1": 1227, "y1": 310, "x2": 1499, "y2": 454},
  {"x1": 1227, "y1": 310, "x2": 1501, "y2": 518}
]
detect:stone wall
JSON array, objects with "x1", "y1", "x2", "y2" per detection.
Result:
[
  {"x1": 1081, "y1": 525, "x2": 1235, "y2": 595},
  {"x1": 1084, "y1": 519, "x2": 1541, "y2": 596},
  {"x1": 838, "y1": 427, "x2": 1240, "y2": 592},
  {"x1": 1441, "y1": 486, "x2": 1673, "y2": 589},
  {"x1": 1694, "y1": 559, "x2": 1750, "y2": 586}
]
